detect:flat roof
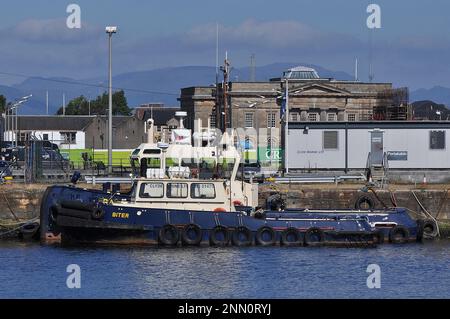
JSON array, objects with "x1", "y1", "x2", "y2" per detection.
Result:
[{"x1": 288, "y1": 121, "x2": 450, "y2": 130}]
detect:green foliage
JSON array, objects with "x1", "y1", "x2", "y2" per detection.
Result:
[{"x1": 56, "y1": 90, "x2": 132, "y2": 116}]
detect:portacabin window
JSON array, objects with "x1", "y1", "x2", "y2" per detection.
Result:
[
  {"x1": 323, "y1": 131, "x2": 339, "y2": 150},
  {"x1": 139, "y1": 182, "x2": 164, "y2": 198},
  {"x1": 167, "y1": 183, "x2": 188, "y2": 198},
  {"x1": 430, "y1": 131, "x2": 445, "y2": 150},
  {"x1": 191, "y1": 183, "x2": 216, "y2": 199}
]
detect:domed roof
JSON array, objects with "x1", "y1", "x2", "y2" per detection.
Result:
[{"x1": 282, "y1": 66, "x2": 320, "y2": 79}]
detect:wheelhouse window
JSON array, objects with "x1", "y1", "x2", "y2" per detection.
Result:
[
  {"x1": 430, "y1": 131, "x2": 445, "y2": 150},
  {"x1": 139, "y1": 182, "x2": 164, "y2": 198},
  {"x1": 167, "y1": 183, "x2": 188, "y2": 198},
  {"x1": 191, "y1": 183, "x2": 216, "y2": 199}
]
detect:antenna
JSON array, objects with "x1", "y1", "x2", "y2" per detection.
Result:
[
  {"x1": 355, "y1": 57, "x2": 359, "y2": 82},
  {"x1": 368, "y1": 28, "x2": 374, "y2": 82},
  {"x1": 46, "y1": 90, "x2": 49, "y2": 115},
  {"x1": 250, "y1": 53, "x2": 256, "y2": 82},
  {"x1": 63, "y1": 93, "x2": 66, "y2": 116}
]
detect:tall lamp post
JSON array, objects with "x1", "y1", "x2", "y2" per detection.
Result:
[
  {"x1": 6, "y1": 95, "x2": 32, "y2": 147},
  {"x1": 106, "y1": 26, "x2": 117, "y2": 175}
]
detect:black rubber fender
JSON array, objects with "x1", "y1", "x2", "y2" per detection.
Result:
[
  {"x1": 159, "y1": 224, "x2": 179, "y2": 246},
  {"x1": 255, "y1": 226, "x2": 277, "y2": 246},
  {"x1": 372, "y1": 229, "x2": 385, "y2": 245},
  {"x1": 304, "y1": 227, "x2": 325, "y2": 246},
  {"x1": 389, "y1": 225, "x2": 410, "y2": 244},
  {"x1": 19, "y1": 222, "x2": 40, "y2": 237},
  {"x1": 421, "y1": 219, "x2": 439, "y2": 239},
  {"x1": 181, "y1": 224, "x2": 203, "y2": 246},
  {"x1": 280, "y1": 227, "x2": 302, "y2": 246},
  {"x1": 91, "y1": 207, "x2": 105, "y2": 220},
  {"x1": 209, "y1": 225, "x2": 230, "y2": 246},
  {"x1": 57, "y1": 207, "x2": 92, "y2": 219},
  {"x1": 355, "y1": 195, "x2": 375, "y2": 210},
  {"x1": 60, "y1": 200, "x2": 95, "y2": 212},
  {"x1": 231, "y1": 226, "x2": 252, "y2": 246}
]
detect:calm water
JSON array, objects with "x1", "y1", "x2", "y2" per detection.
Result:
[{"x1": 0, "y1": 241, "x2": 449, "y2": 299}]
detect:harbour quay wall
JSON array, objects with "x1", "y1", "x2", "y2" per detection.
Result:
[
  {"x1": 1, "y1": 183, "x2": 450, "y2": 223},
  {"x1": 258, "y1": 184, "x2": 450, "y2": 221}
]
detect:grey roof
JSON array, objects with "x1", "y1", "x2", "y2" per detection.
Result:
[
  {"x1": 143, "y1": 107, "x2": 180, "y2": 125},
  {"x1": 17, "y1": 116, "x2": 95, "y2": 131}
]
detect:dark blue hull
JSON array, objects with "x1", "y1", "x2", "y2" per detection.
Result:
[{"x1": 39, "y1": 185, "x2": 425, "y2": 246}]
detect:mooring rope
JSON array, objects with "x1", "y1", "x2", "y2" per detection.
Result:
[{"x1": 411, "y1": 191, "x2": 441, "y2": 238}]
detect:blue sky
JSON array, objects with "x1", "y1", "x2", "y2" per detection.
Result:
[{"x1": 0, "y1": 0, "x2": 450, "y2": 89}]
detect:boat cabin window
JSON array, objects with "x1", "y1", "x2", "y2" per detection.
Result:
[
  {"x1": 167, "y1": 183, "x2": 188, "y2": 198},
  {"x1": 191, "y1": 183, "x2": 216, "y2": 199},
  {"x1": 143, "y1": 149, "x2": 161, "y2": 155},
  {"x1": 132, "y1": 149, "x2": 140, "y2": 156},
  {"x1": 139, "y1": 182, "x2": 164, "y2": 198}
]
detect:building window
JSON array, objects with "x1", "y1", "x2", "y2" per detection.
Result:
[
  {"x1": 327, "y1": 113, "x2": 337, "y2": 122},
  {"x1": 61, "y1": 132, "x2": 76, "y2": 144},
  {"x1": 43, "y1": 134, "x2": 49, "y2": 141},
  {"x1": 323, "y1": 131, "x2": 338, "y2": 150},
  {"x1": 308, "y1": 113, "x2": 319, "y2": 122},
  {"x1": 245, "y1": 113, "x2": 254, "y2": 128},
  {"x1": 290, "y1": 112, "x2": 299, "y2": 122},
  {"x1": 430, "y1": 131, "x2": 445, "y2": 150},
  {"x1": 267, "y1": 113, "x2": 276, "y2": 128},
  {"x1": 210, "y1": 114, "x2": 216, "y2": 128},
  {"x1": 19, "y1": 133, "x2": 30, "y2": 142},
  {"x1": 347, "y1": 113, "x2": 357, "y2": 122}
]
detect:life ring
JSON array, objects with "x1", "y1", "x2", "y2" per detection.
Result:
[
  {"x1": 91, "y1": 208, "x2": 105, "y2": 220},
  {"x1": 355, "y1": 195, "x2": 375, "y2": 210},
  {"x1": 304, "y1": 227, "x2": 325, "y2": 246},
  {"x1": 255, "y1": 226, "x2": 277, "y2": 246},
  {"x1": 158, "y1": 224, "x2": 179, "y2": 246},
  {"x1": 280, "y1": 227, "x2": 302, "y2": 246},
  {"x1": 372, "y1": 229, "x2": 385, "y2": 245},
  {"x1": 214, "y1": 208, "x2": 227, "y2": 213},
  {"x1": 421, "y1": 219, "x2": 439, "y2": 239},
  {"x1": 389, "y1": 225, "x2": 410, "y2": 244},
  {"x1": 231, "y1": 226, "x2": 252, "y2": 246},
  {"x1": 209, "y1": 226, "x2": 230, "y2": 246},
  {"x1": 181, "y1": 224, "x2": 203, "y2": 246}
]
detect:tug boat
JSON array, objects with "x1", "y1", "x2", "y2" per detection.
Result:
[{"x1": 39, "y1": 112, "x2": 429, "y2": 247}]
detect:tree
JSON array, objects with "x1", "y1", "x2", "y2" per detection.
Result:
[
  {"x1": 56, "y1": 90, "x2": 132, "y2": 116},
  {"x1": 0, "y1": 95, "x2": 6, "y2": 114}
]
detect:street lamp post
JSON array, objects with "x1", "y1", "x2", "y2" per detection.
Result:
[{"x1": 106, "y1": 26, "x2": 117, "y2": 175}]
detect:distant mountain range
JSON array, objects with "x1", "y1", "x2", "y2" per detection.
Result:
[
  {"x1": 2, "y1": 63, "x2": 450, "y2": 115},
  {"x1": 0, "y1": 63, "x2": 353, "y2": 115}
]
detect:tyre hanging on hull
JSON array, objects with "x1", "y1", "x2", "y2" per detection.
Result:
[
  {"x1": 209, "y1": 226, "x2": 230, "y2": 246},
  {"x1": 255, "y1": 226, "x2": 277, "y2": 246},
  {"x1": 181, "y1": 224, "x2": 203, "y2": 246},
  {"x1": 304, "y1": 227, "x2": 325, "y2": 246},
  {"x1": 389, "y1": 225, "x2": 409, "y2": 244},
  {"x1": 280, "y1": 227, "x2": 302, "y2": 246},
  {"x1": 231, "y1": 226, "x2": 252, "y2": 246},
  {"x1": 159, "y1": 224, "x2": 179, "y2": 246}
]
